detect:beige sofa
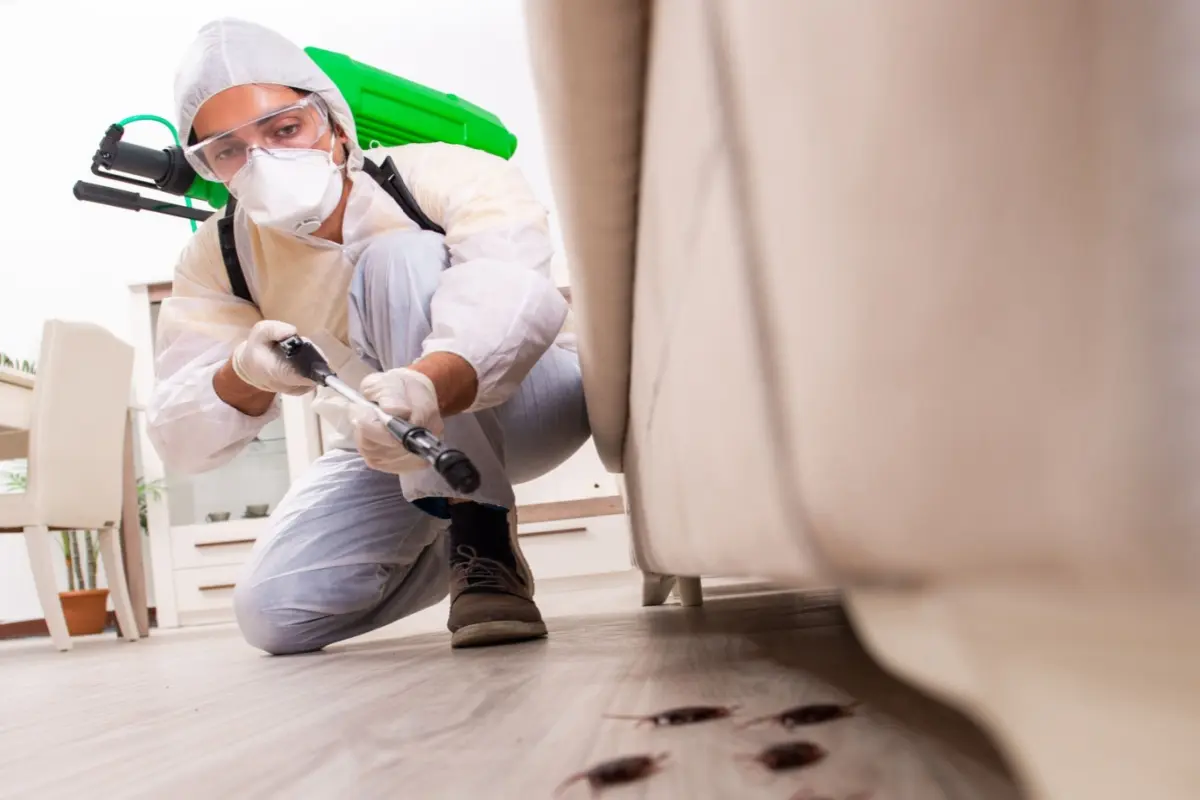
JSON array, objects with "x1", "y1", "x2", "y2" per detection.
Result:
[{"x1": 524, "y1": 2, "x2": 1200, "y2": 799}]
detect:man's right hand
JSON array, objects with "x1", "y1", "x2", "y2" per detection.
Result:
[{"x1": 229, "y1": 320, "x2": 315, "y2": 397}]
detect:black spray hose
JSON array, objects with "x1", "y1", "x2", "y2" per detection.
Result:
[{"x1": 276, "y1": 335, "x2": 481, "y2": 494}]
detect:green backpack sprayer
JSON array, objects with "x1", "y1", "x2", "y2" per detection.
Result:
[
  {"x1": 74, "y1": 46, "x2": 517, "y2": 227},
  {"x1": 72, "y1": 48, "x2": 519, "y2": 494}
]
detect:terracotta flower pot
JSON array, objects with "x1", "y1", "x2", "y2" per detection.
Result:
[{"x1": 58, "y1": 589, "x2": 110, "y2": 636}]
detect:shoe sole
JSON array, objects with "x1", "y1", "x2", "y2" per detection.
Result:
[{"x1": 450, "y1": 619, "x2": 548, "y2": 649}]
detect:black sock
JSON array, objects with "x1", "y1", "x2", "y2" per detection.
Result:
[{"x1": 448, "y1": 502, "x2": 519, "y2": 575}]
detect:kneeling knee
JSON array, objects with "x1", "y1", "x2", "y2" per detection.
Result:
[
  {"x1": 232, "y1": 582, "x2": 318, "y2": 656},
  {"x1": 232, "y1": 564, "x2": 392, "y2": 656}
]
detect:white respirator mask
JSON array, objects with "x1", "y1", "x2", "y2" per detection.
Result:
[{"x1": 228, "y1": 145, "x2": 346, "y2": 235}]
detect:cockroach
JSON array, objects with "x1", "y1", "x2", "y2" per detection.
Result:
[
  {"x1": 604, "y1": 704, "x2": 738, "y2": 727},
  {"x1": 739, "y1": 702, "x2": 859, "y2": 730},
  {"x1": 554, "y1": 753, "x2": 669, "y2": 797},
  {"x1": 737, "y1": 740, "x2": 827, "y2": 772}
]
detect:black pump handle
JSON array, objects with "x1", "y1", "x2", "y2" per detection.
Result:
[
  {"x1": 73, "y1": 181, "x2": 213, "y2": 222},
  {"x1": 275, "y1": 335, "x2": 481, "y2": 494}
]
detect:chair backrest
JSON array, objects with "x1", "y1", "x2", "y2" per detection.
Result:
[{"x1": 26, "y1": 320, "x2": 134, "y2": 530}]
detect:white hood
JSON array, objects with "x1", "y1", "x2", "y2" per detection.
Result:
[{"x1": 173, "y1": 17, "x2": 364, "y2": 171}]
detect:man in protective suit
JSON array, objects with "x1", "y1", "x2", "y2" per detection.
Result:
[{"x1": 148, "y1": 18, "x2": 589, "y2": 653}]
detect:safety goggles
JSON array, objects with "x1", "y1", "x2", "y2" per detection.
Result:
[{"x1": 184, "y1": 95, "x2": 332, "y2": 183}]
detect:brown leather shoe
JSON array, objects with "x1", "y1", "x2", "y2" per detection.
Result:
[
  {"x1": 448, "y1": 590, "x2": 547, "y2": 648},
  {"x1": 447, "y1": 543, "x2": 547, "y2": 648}
]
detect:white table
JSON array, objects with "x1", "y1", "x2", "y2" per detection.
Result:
[
  {"x1": 0, "y1": 366, "x2": 34, "y2": 430},
  {"x1": 0, "y1": 367, "x2": 149, "y2": 637}
]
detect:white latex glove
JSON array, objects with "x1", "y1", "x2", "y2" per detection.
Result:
[
  {"x1": 230, "y1": 320, "x2": 316, "y2": 396},
  {"x1": 351, "y1": 368, "x2": 444, "y2": 474}
]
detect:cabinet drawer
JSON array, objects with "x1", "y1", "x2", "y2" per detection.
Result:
[
  {"x1": 518, "y1": 514, "x2": 632, "y2": 580},
  {"x1": 174, "y1": 564, "x2": 242, "y2": 626},
  {"x1": 171, "y1": 518, "x2": 268, "y2": 570}
]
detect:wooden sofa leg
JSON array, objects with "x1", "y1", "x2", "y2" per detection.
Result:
[
  {"x1": 641, "y1": 572, "x2": 676, "y2": 606},
  {"x1": 677, "y1": 577, "x2": 703, "y2": 607}
]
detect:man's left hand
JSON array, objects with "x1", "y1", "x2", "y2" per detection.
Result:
[{"x1": 352, "y1": 368, "x2": 444, "y2": 474}]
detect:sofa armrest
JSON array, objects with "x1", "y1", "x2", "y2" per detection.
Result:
[{"x1": 524, "y1": 0, "x2": 651, "y2": 471}]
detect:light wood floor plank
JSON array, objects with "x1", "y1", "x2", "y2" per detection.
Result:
[{"x1": 0, "y1": 574, "x2": 1021, "y2": 800}]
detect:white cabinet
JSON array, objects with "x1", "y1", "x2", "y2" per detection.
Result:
[
  {"x1": 513, "y1": 433, "x2": 620, "y2": 507},
  {"x1": 129, "y1": 281, "x2": 631, "y2": 629},
  {"x1": 518, "y1": 514, "x2": 632, "y2": 580},
  {"x1": 162, "y1": 419, "x2": 292, "y2": 528}
]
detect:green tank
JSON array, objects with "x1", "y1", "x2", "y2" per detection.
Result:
[
  {"x1": 305, "y1": 47, "x2": 518, "y2": 158},
  {"x1": 190, "y1": 47, "x2": 518, "y2": 208}
]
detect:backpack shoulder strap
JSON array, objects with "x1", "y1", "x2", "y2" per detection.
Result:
[
  {"x1": 217, "y1": 196, "x2": 254, "y2": 304},
  {"x1": 362, "y1": 155, "x2": 447, "y2": 236}
]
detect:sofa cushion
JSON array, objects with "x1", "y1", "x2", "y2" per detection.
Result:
[{"x1": 714, "y1": 1, "x2": 1197, "y2": 583}]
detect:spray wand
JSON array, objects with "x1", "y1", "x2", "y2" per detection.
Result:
[{"x1": 276, "y1": 335, "x2": 481, "y2": 494}]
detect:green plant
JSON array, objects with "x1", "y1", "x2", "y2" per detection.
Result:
[
  {"x1": 137, "y1": 478, "x2": 165, "y2": 534},
  {"x1": 2, "y1": 464, "x2": 26, "y2": 493},
  {"x1": 0, "y1": 352, "x2": 36, "y2": 373},
  {"x1": 59, "y1": 530, "x2": 100, "y2": 592}
]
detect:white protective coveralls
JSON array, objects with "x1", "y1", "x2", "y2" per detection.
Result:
[{"x1": 148, "y1": 18, "x2": 589, "y2": 654}]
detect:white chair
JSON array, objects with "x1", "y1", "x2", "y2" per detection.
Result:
[{"x1": 0, "y1": 320, "x2": 139, "y2": 651}]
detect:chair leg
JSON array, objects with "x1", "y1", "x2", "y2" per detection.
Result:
[
  {"x1": 677, "y1": 577, "x2": 703, "y2": 607},
  {"x1": 98, "y1": 526, "x2": 139, "y2": 642},
  {"x1": 23, "y1": 525, "x2": 71, "y2": 651}
]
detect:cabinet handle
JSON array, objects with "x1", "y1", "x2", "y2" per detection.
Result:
[
  {"x1": 194, "y1": 538, "x2": 256, "y2": 549},
  {"x1": 199, "y1": 583, "x2": 236, "y2": 592}
]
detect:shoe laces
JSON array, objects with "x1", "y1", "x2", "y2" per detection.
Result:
[{"x1": 450, "y1": 545, "x2": 528, "y2": 594}]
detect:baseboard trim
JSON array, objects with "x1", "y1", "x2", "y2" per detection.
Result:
[{"x1": 0, "y1": 608, "x2": 158, "y2": 640}]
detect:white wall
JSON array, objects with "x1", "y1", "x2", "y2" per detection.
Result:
[{"x1": 0, "y1": 0, "x2": 569, "y2": 623}]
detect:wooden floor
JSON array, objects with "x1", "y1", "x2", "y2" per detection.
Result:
[{"x1": 0, "y1": 573, "x2": 1022, "y2": 800}]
